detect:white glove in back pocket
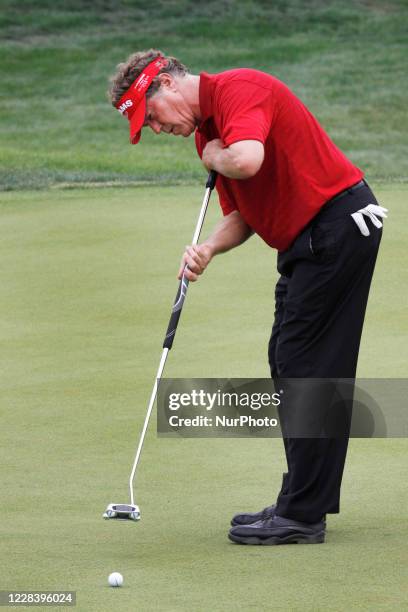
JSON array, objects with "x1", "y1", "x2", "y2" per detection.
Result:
[{"x1": 351, "y1": 204, "x2": 388, "y2": 236}]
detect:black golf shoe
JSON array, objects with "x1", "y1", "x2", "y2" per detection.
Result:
[
  {"x1": 231, "y1": 504, "x2": 276, "y2": 527},
  {"x1": 228, "y1": 514, "x2": 326, "y2": 545}
]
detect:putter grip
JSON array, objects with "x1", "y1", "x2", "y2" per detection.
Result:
[
  {"x1": 206, "y1": 170, "x2": 217, "y2": 190},
  {"x1": 162, "y1": 171, "x2": 216, "y2": 350},
  {"x1": 163, "y1": 274, "x2": 189, "y2": 349}
]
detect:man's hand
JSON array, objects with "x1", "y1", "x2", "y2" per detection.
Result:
[
  {"x1": 202, "y1": 138, "x2": 264, "y2": 179},
  {"x1": 178, "y1": 244, "x2": 214, "y2": 282},
  {"x1": 177, "y1": 211, "x2": 253, "y2": 282},
  {"x1": 202, "y1": 139, "x2": 224, "y2": 171}
]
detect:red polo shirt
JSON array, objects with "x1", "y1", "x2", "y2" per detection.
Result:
[{"x1": 195, "y1": 69, "x2": 363, "y2": 251}]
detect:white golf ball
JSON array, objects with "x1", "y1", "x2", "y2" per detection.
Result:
[{"x1": 108, "y1": 572, "x2": 123, "y2": 587}]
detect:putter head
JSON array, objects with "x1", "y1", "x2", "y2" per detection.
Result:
[{"x1": 103, "y1": 503, "x2": 141, "y2": 522}]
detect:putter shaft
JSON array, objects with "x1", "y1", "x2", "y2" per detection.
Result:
[
  {"x1": 129, "y1": 347, "x2": 169, "y2": 506},
  {"x1": 128, "y1": 171, "x2": 217, "y2": 506}
]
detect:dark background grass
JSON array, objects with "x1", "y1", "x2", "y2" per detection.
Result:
[{"x1": 0, "y1": 0, "x2": 407, "y2": 190}]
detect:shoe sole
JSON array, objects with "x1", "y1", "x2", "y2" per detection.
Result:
[
  {"x1": 228, "y1": 531, "x2": 325, "y2": 545},
  {"x1": 231, "y1": 518, "x2": 327, "y2": 528}
]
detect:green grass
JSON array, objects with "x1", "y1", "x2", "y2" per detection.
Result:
[
  {"x1": 0, "y1": 184, "x2": 407, "y2": 611},
  {"x1": 0, "y1": 0, "x2": 407, "y2": 190}
]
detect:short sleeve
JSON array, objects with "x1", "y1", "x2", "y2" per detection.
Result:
[{"x1": 215, "y1": 79, "x2": 276, "y2": 147}]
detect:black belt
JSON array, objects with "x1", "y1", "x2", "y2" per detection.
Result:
[
  {"x1": 328, "y1": 179, "x2": 367, "y2": 205},
  {"x1": 314, "y1": 179, "x2": 371, "y2": 224}
]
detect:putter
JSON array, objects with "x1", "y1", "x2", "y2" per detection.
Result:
[{"x1": 103, "y1": 170, "x2": 217, "y2": 522}]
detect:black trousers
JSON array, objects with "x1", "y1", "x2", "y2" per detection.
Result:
[{"x1": 268, "y1": 181, "x2": 383, "y2": 523}]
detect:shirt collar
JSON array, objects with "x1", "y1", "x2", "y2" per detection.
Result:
[{"x1": 198, "y1": 72, "x2": 214, "y2": 128}]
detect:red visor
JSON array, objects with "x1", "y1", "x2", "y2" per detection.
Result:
[{"x1": 115, "y1": 57, "x2": 168, "y2": 144}]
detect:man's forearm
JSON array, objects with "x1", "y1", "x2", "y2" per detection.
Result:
[
  {"x1": 202, "y1": 139, "x2": 265, "y2": 179},
  {"x1": 178, "y1": 210, "x2": 252, "y2": 281},
  {"x1": 202, "y1": 210, "x2": 253, "y2": 257},
  {"x1": 207, "y1": 147, "x2": 250, "y2": 179}
]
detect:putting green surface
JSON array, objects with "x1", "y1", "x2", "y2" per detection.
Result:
[{"x1": 1, "y1": 184, "x2": 407, "y2": 611}]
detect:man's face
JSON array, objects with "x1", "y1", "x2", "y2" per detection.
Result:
[{"x1": 143, "y1": 77, "x2": 197, "y2": 138}]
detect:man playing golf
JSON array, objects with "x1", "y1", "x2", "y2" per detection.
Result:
[{"x1": 109, "y1": 49, "x2": 386, "y2": 545}]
